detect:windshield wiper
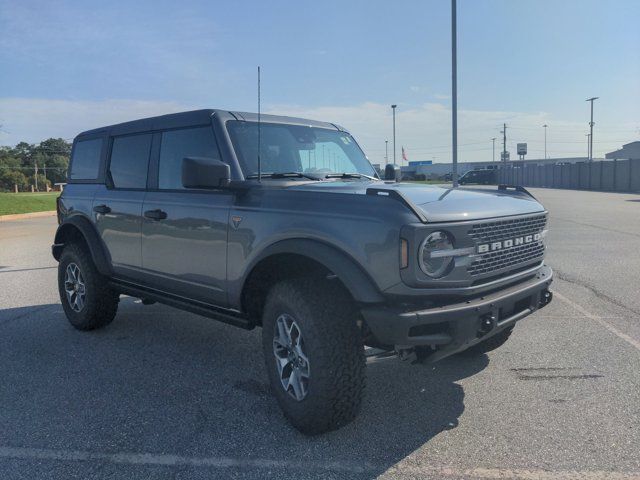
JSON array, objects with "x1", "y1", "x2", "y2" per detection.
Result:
[
  {"x1": 324, "y1": 172, "x2": 378, "y2": 181},
  {"x1": 246, "y1": 172, "x2": 320, "y2": 180}
]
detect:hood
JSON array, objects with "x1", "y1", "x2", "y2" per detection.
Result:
[{"x1": 289, "y1": 180, "x2": 545, "y2": 222}]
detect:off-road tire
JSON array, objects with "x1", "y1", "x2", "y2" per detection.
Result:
[
  {"x1": 464, "y1": 326, "x2": 514, "y2": 355},
  {"x1": 58, "y1": 242, "x2": 119, "y2": 330},
  {"x1": 262, "y1": 279, "x2": 365, "y2": 435}
]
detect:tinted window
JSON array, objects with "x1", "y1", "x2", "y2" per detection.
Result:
[
  {"x1": 158, "y1": 127, "x2": 220, "y2": 189},
  {"x1": 69, "y1": 138, "x2": 102, "y2": 180},
  {"x1": 109, "y1": 134, "x2": 152, "y2": 189}
]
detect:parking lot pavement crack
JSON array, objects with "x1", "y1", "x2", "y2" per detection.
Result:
[
  {"x1": 1, "y1": 446, "x2": 640, "y2": 479},
  {"x1": 554, "y1": 269, "x2": 640, "y2": 318},
  {"x1": 0, "y1": 266, "x2": 57, "y2": 273}
]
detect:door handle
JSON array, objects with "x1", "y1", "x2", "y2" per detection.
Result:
[
  {"x1": 93, "y1": 204, "x2": 111, "y2": 214},
  {"x1": 144, "y1": 209, "x2": 167, "y2": 220}
]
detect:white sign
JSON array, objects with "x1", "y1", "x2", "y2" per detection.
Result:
[{"x1": 517, "y1": 143, "x2": 527, "y2": 155}]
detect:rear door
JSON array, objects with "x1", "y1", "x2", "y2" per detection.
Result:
[
  {"x1": 93, "y1": 133, "x2": 152, "y2": 280},
  {"x1": 141, "y1": 125, "x2": 232, "y2": 306}
]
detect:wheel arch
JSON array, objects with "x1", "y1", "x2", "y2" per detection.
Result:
[
  {"x1": 52, "y1": 215, "x2": 112, "y2": 276},
  {"x1": 238, "y1": 238, "x2": 385, "y2": 323}
]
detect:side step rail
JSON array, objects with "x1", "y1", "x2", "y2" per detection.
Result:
[{"x1": 109, "y1": 279, "x2": 254, "y2": 330}]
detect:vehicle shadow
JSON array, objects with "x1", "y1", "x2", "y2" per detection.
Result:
[{"x1": 0, "y1": 298, "x2": 490, "y2": 478}]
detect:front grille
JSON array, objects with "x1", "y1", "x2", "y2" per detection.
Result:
[
  {"x1": 469, "y1": 214, "x2": 547, "y2": 243},
  {"x1": 467, "y1": 214, "x2": 547, "y2": 277}
]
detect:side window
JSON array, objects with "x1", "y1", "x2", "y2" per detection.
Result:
[
  {"x1": 158, "y1": 127, "x2": 220, "y2": 190},
  {"x1": 69, "y1": 138, "x2": 102, "y2": 180},
  {"x1": 109, "y1": 134, "x2": 152, "y2": 189}
]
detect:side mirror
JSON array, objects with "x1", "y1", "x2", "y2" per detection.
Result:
[
  {"x1": 384, "y1": 164, "x2": 401, "y2": 182},
  {"x1": 182, "y1": 157, "x2": 230, "y2": 189}
]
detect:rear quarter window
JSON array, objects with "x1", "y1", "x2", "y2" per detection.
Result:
[{"x1": 69, "y1": 138, "x2": 102, "y2": 180}]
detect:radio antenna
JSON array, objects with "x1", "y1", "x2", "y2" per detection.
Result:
[{"x1": 257, "y1": 66, "x2": 262, "y2": 182}]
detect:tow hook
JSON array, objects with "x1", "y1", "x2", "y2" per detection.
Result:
[
  {"x1": 477, "y1": 313, "x2": 496, "y2": 338},
  {"x1": 539, "y1": 289, "x2": 553, "y2": 308}
]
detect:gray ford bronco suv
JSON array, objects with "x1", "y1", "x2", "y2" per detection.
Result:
[{"x1": 53, "y1": 109, "x2": 553, "y2": 434}]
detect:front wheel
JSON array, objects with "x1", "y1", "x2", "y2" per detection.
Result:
[{"x1": 262, "y1": 279, "x2": 365, "y2": 435}]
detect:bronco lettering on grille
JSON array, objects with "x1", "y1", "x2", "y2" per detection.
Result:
[{"x1": 477, "y1": 233, "x2": 542, "y2": 253}]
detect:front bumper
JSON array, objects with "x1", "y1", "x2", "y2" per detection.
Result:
[{"x1": 361, "y1": 265, "x2": 553, "y2": 362}]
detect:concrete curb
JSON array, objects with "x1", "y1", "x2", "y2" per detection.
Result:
[{"x1": 0, "y1": 211, "x2": 57, "y2": 222}]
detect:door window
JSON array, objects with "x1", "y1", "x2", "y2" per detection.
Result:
[
  {"x1": 158, "y1": 127, "x2": 220, "y2": 190},
  {"x1": 109, "y1": 134, "x2": 152, "y2": 189}
]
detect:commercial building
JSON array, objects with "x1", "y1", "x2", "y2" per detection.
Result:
[
  {"x1": 605, "y1": 141, "x2": 640, "y2": 160},
  {"x1": 401, "y1": 156, "x2": 597, "y2": 179}
]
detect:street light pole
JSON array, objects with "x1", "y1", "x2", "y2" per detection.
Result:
[
  {"x1": 391, "y1": 105, "x2": 397, "y2": 165},
  {"x1": 586, "y1": 133, "x2": 591, "y2": 159},
  {"x1": 542, "y1": 124, "x2": 548, "y2": 159},
  {"x1": 451, "y1": 0, "x2": 458, "y2": 187},
  {"x1": 385, "y1": 140, "x2": 389, "y2": 164},
  {"x1": 491, "y1": 137, "x2": 496, "y2": 162},
  {"x1": 586, "y1": 97, "x2": 598, "y2": 161}
]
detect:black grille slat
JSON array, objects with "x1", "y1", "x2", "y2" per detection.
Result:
[
  {"x1": 469, "y1": 215, "x2": 547, "y2": 243},
  {"x1": 468, "y1": 214, "x2": 547, "y2": 277}
]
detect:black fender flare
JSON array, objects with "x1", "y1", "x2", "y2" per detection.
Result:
[
  {"x1": 238, "y1": 238, "x2": 385, "y2": 304},
  {"x1": 52, "y1": 215, "x2": 113, "y2": 276}
]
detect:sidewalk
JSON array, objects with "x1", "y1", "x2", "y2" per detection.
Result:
[{"x1": 0, "y1": 211, "x2": 56, "y2": 222}]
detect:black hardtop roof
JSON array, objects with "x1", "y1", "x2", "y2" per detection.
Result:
[{"x1": 75, "y1": 109, "x2": 345, "y2": 139}]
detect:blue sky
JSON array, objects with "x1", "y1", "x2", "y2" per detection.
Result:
[{"x1": 1, "y1": 0, "x2": 638, "y2": 162}]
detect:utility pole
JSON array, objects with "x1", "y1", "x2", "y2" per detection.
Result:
[
  {"x1": 385, "y1": 140, "x2": 389, "y2": 164},
  {"x1": 543, "y1": 124, "x2": 548, "y2": 159},
  {"x1": 451, "y1": 0, "x2": 458, "y2": 187},
  {"x1": 491, "y1": 137, "x2": 496, "y2": 162},
  {"x1": 501, "y1": 123, "x2": 507, "y2": 164},
  {"x1": 391, "y1": 105, "x2": 397, "y2": 165},
  {"x1": 586, "y1": 97, "x2": 598, "y2": 161}
]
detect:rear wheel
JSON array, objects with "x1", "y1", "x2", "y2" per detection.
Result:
[
  {"x1": 464, "y1": 326, "x2": 514, "y2": 355},
  {"x1": 262, "y1": 279, "x2": 365, "y2": 435},
  {"x1": 58, "y1": 242, "x2": 119, "y2": 330}
]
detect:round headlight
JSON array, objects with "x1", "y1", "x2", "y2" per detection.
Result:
[{"x1": 419, "y1": 231, "x2": 454, "y2": 278}]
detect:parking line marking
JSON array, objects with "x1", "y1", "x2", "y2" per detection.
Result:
[
  {"x1": 555, "y1": 291, "x2": 640, "y2": 352},
  {"x1": 0, "y1": 446, "x2": 639, "y2": 479}
]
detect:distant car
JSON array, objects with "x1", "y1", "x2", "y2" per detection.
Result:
[
  {"x1": 442, "y1": 172, "x2": 453, "y2": 182},
  {"x1": 458, "y1": 169, "x2": 497, "y2": 185}
]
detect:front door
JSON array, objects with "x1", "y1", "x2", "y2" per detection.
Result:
[
  {"x1": 140, "y1": 126, "x2": 232, "y2": 306},
  {"x1": 141, "y1": 191, "x2": 232, "y2": 305}
]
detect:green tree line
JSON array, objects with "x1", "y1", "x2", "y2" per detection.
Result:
[{"x1": 0, "y1": 138, "x2": 71, "y2": 192}]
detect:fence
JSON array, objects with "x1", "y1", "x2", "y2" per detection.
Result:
[{"x1": 498, "y1": 159, "x2": 640, "y2": 193}]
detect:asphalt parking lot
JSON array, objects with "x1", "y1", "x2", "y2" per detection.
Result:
[{"x1": 1, "y1": 187, "x2": 639, "y2": 479}]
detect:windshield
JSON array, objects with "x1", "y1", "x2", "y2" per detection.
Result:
[{"x1": 226, "y1": 121, "x2": 377, "y2": 179}]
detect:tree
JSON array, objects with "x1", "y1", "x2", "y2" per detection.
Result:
[
  {"x1": 0, "y1": 170, "x2": 29, "y2": 192},
  {"x1": 0, "y1": 138, "x2": 71, "y2": 191}
]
